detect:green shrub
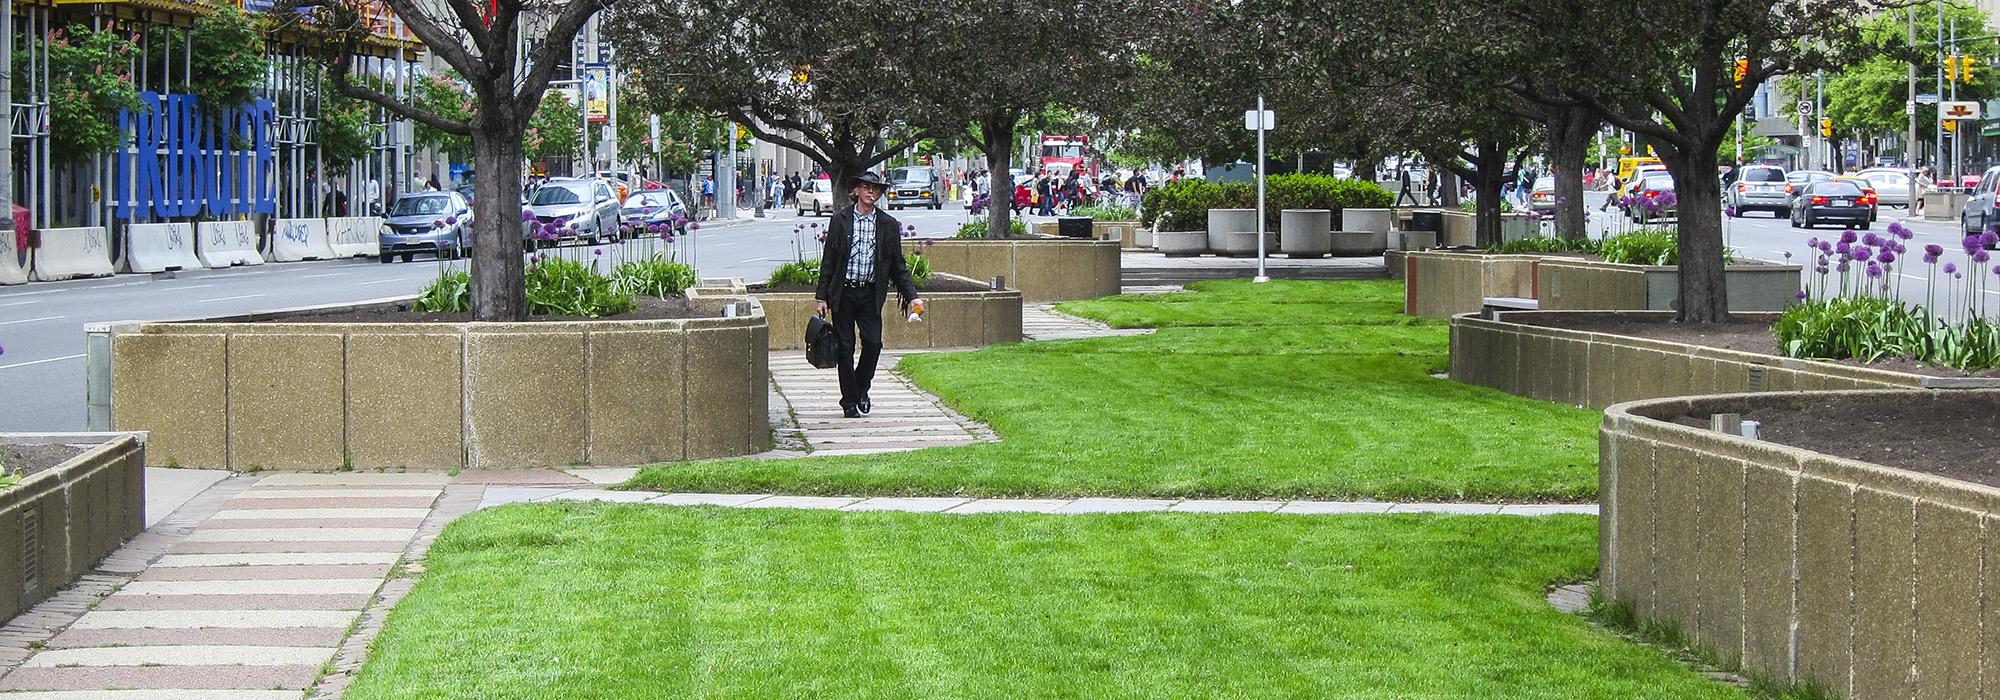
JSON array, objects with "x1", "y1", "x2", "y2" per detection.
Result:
[
  {"x1": 1598, "y1": 228, "x2": 1680, "y2": 265},
  {"x1": 907, "y1": 252, "x2": 933, "y2": 288},
  {"x1": 1145, "y1": 179, "x2": 1252, "y2": 231},
  {"x1": 767, "y1": 260, "x2": 821, "y2": 287},
  {"x1": 1777, "y1": 297, "x2": 2000, "y2": 371},
  {"x1": 956, "y1": 218, "x2": 1029, "y2": 239},
  {"x1": 1461, "y1": 199, "x2": 1518, "y2": 214},
  {"x1": 1264, "y1": 174, "x2": 1392, "y2": 227},
  {"x1": 612, "y1": 255, "x2": 697, "y2": 300},
  {"x1": 1068, "y1": 203, "x2": 1139, "y2": 221},
  {"x1": 1484, "y1": 236, "x2": 1602, "y2": 255},
  {"x1": 413, "y1": 269, "x2": 472, "y2": 313},
  {"x1": 524, "y1": 257, "x2": 634, "y2": 317}
]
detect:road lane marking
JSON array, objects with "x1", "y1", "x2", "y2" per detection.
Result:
[
  {"x1": 0, "y1": 315, "x2": 64, "y2": 326},
  {"x1": 160, "y1": 284, "x2": 216, "y2": 291},
  {"x1": 197, "y1": 294, "x2": 265, "y2": 303},
  {"x1": 0, "y1": 353, "x2": 84, "y2": 370},
  {"x1": 358, "y1": 278, "x2": 410, "y2": 286},
  {"x1": 301, "y1": 273, "x2": 347, "y2": 279},
  {"x1": 740, "y1": 257, "x2": 771, "y2": 263},
  {"x1": 0, "y1": 300, "x2": 38, "y2": 308}
]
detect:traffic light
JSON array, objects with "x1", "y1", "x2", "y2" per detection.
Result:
[
  {"x1": 1733, "y1": 59, "x2": 1749, "y2": 87},
  {"x1": 791, "y1": 64, "x2": 811, "y2": 85},
  {"x1": 1945, "y1": 119, "x2": 1959, "y2": 133},
  {"x1": 1947, "y1": 56, "x2": 1959, "y2": 83},
  {"x1": 1820, "y1": 118, "x2": 1833, "y2": 137},
  {"x1": 1963, "y1": 56, "x2": 1978, "y2": 82}
]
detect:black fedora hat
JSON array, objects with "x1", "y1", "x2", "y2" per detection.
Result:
[{"x1": 851, "y1": 171, "x2": 890, "y2": 190}]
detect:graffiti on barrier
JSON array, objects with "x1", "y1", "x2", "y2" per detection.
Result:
[
  {"x1": 281, "y1": 221, "x2": 311, "y2": 245},
  {"x1": 83, "y1": 230, "x2": 107, "y2": 254},
  {"x1": 115, "y1": 93, "x2": 277, "y2": 219},
  {"x1": 333, "y1": 221, "x2": 374, "y2": 245}
]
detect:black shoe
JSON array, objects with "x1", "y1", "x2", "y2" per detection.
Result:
[
  {"x1": 843, "y1": 406, "x2": 861, "y2": 419},
  {"x1": 858, "y1": 398, "x2": 872, "y2": 415}
]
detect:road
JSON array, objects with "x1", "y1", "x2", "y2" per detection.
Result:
[{"x1": 0, "y1": 204, "x2": 980, "y2": 432}]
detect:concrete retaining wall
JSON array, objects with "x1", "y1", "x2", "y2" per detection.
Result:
[
  {"x1": 0, "y1": 433, "x2": 146, "y2": 623},
  {"x1": 1601, "y1": 389, "x2": 2000, "y2": 699},
  {"x1": 1403, "y1": 251, "x2": 1544, "y2": 317},
  {"x1": 108, "y1": 305, "x2": 770, "y2": 471},
  {"x1": 919, "y1": 238, "x2": 1120, "y2": 302},
  {"x1": 1448, "y1": 310, "x2": 2000, "y2": 410},
  {"x1": 1538, "y1": 259, "x2": 1801, "y2": 313},
  {"x1": 759, "y1": 276, "x2": 1023, "y2": 351}
]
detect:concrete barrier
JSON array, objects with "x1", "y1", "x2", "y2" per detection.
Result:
[
  {"x1": 1447, "y1": 310, "x2": 2000, "y2": 410},
  {"x1": 760, "y1": 275, "x2": 1022, "y2": 351},
  {"x1": 0, "y1": 227, "x2": 27, "y2": 285},
  {"x1": 326, "y1": 216, "x2": 382, "y2": 258},
  {"x1": 30, "y1": 227, "x2": 116, "y2": 281},
  {"x1": 1601, "y1": 389, "x2": 2000, "y2": 699},
  {"x1": 1342, "y1": 208, "x2": 1393, "y2": 252},
  {"x1": 1155, "y1": 231, "x2": 1206, "y2": 257},
  {"x1": 271, "y1": 218, "x2": 335, "y2": 261},
  {"x1": 109, "y1": 297, "x2": 770, "y2": 470},
  {"x1": 1206, "y1": 209, "x2": 1255, "y2": 253},
  {"x1": 195, "y1": 220, "x2": 264, "y2": 268},
  {"x1": 0, "y1": 432, "x2": 146, "y2": 624},
  {"x1": 125, "y1": 223, "x2": 206, "y2": 273}
]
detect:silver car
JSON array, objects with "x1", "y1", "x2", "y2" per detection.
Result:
[
  {"x1": 1856, "y1": 168, "x2": 1914, "y2": 207},
  {"x1": 1527, "y1": 177, "x2": 1556, "y2": 213},
  {"x1": 379, "y1": 192, "x2": 473, "y2": 262},
  {"x1": 524, "y1": 178, "x2": 622, "y2": 246},
  {"x1": 1725, "y1": 164, "x2": 1789, "y2": 218}
]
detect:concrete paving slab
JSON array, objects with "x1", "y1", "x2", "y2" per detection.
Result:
[
  {"x1": 207, "y1": 508, "x2": 432, "y2": 520},
  {"x1": 0, "y1": 689, "x2": 302, "y2": 699},
  {"x1": 230, "y1": 489, "x2": 440, "y2": 499},
  {"x1": 182, "y1": 528, "x2": 417, "y2": 543},
  {"x1": 46, "y1": 628, "x2": 349, "y2": 650},
  {"x1": 1497, "y1": 504, "x2": 1601, "y2": 516},
  {"x1": 946, "y1": 499, "x2": 1071, "y2": 514},
  {"x1": 150, "y1": 552, "x2": 402, "y2": 568},
  {"x1": 94, "y1": 594, "x2": 370, "y2": 611},
  {"x1": 1274, "y1": 501, "x2": 1395, "y2": 515},
  {"x1": 0, "y1": 666, "x2": 321, "y2": 692},
  {"x1": 254, "y1": 473, "x2": 449, "y2": 486},
  {"x1": 735, "y1": 496, "x2": 858, "y2": 510},
  {"x1": 216, "y1": 497, "x2": 441, "y2": 510},
  {"x1": 136, "y1": 564, "x2": 393, "y2": 582},
  {"x1": 1054, "y1": 498, "x2": 1178, "y2": 514},
  {"x1": 1170, "y1": 500, "x2": 1284, "y2": 514},
  {"x1": 117, "y1": 579, "x2": 383, "y2": 596},
  {"x1": 646, "y1": 493, "x2": 769, "y2": 507},
  {"x1": 565, "y1": 467, "x2": 640, "y2": 485},
  {"x1": 536, "y1": 490, "x2": 657, "y2": 503},
  {"x1": 1387, "y1": 503, "x2": 1505, "y2": 515},
  {"x1": 197, "y1": 518, "x2": 428, "y2": 530},
  {"x1": 444, "y1": 470, "x2": 587, "y2": 485},
  {"x1": 143, "y1": 469, "x2": 230, "y2": 528},
  {"x1": 70, "y1": 610, "x2": 358, "y2": 629},
  {"x1": 23, "y1": 645, "x2": 334, "y2": 667},
  {"x1": 842, "y1": 498, "x2": 972, "y2": 513},
  {"x1": 168, "y1": 541, "x2": 408, "y2": 555}
]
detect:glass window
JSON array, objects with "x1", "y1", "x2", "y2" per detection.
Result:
[
  {"x1": 1742, "y1": 168, "x2": 1784, "y2": 183},
  {"x1": 389, "y1": 195, "x2": 450, "y2": 216},
  {"x1": 1819, "y1": 182, "x2": 1863, "y2": 196},
  {"x1": 531, "y1": 184, "x2": 586, "y2": 205},
  {"x1": 627, "y1": 193, "x2": 670, "y2": 208}
]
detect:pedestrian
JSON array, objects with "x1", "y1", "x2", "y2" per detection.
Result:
[
  {"x1": 812, "y1": 171, "x2": 923, "y2": 419},
  {"x1": 1013, "y1": 181, "x2": 1031, "y2": 216},
  {"x1": 1393, "y1": 166, "x2": 1419, "y2": 207},
  {"x1": 364, "y1": 177, "x2": 381, "y2": 216},
  {"x1": 423, "y1": 177, "x2": 440, "y2": 192},
  {"x1": 1600, "y1": 174, "x2": 1622, "y2": 211},
  {"x1": 1915, "y1": 166, "x2": 1936, "y2": 216}
]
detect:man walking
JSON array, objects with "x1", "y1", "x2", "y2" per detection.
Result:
[{"x1": 814, "y1": 172, "x2": 924, "y2": 418}]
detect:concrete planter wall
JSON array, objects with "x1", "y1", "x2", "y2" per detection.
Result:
[
  {"x1": 1402, "y1": 251, "x2": 1545, "y2": 317},
  {"x1": 1441, "y1": 211, "x2": 1476, "y2": 247},
  {"x1": 919, "y1": 238, "x2": 1120, "y2": 302},
  {"x1": 0, "y1": 433, "x2": 146, "y2": 623},
  {"x1": 1155, "y1": 231, "x2": 1207, "y2": 257},
  {"x1": 1206, "y1": 208, "x2": 1255, "y2": 253},
  {"x1": 1092, "y1": 221, "x2": 1141, "y2": 248},
  {"x1": 1499, "y1": 213, "x2": 1535, "y2": 243},
  {"x1": 1279, "y1": 209, "x2": 1332, "y2": 258},
  {"x1": 108, "y1": 301, "x2": 771, "y2": 471},
  {"x1": 1135, "y1": 227, "x2": 1155, "y2": 249},
  {"x1": 759, "y1": 274, "x2": 1023, "y2": 350},
  {"x1": 1448, "y1": 310, "x2": 2000, "y2": 410},
  {"x1": 1921, "y1": 192, "x2": 1967, "y2": 222},
  {"x1": 1601, "y1": 389, "x2": 2000, "y2": 699},
  {"x1": 1342, "y1": 208, "x2": 1393, "y2": 248},
  {"x1": 1537, "y1": 258, "x2": 1801, "y2": 313},
  {"x1": 1385, "y1": 249, "x2": 1408, "y2": 280}
]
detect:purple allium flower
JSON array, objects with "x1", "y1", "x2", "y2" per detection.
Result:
[
  {"x1": 1967, "y1": 235, "x2": 1985, "y2": 255},
  {"x1": 1866, "y1": 261, "x2": 1883, "y2": 279},
  {"x1": 1977, "y1": 250, "x2": 1992, "y2": 264},
  {"x1": 521, "y1": 210, "x2": 536, "y2": 222},
  {"x1": 1836, "y1": 240, "x2": 1852, "y2": 255},
  {"x1": 1888, "y1": 221, "x2": 1909, "y2": 238},
  {"x1": 1851, "y1": 246, "x2": 1871, "y2": 263},
  {"x1": 1840, "y1": 230, "x2": 1859, "y2": 244},
  {"x1": 1863, "y1": 232, "x2": 1882, "y2": 247},
  {"x1": 1815, "y1": 265, "x2": 1830, "y2": 274},
  {"x1": 690, "y1": 222, "x2": 703, "y2": 230},
  {"x1": 1880, "y1": 251, "x2": 1896, "y2": 264},
  {"x1": 1945, "y1": 262, "x2": 1959, "y2": 275},
  {"x1": 1795, "y1": 290, "x2": 1809, "y2": 300},
  {"x1": 1957, "y1": 272, "x2": 1965, "y2": 280},
  {"x1": 1925, "y1": 244, "x2": 1945, "y2": 263},
  {"x1": 1984, "y1": 231, "x2": 2000, "y2": 248},
  {"x1": 1807, "y1": 237, "x2": 1820, "y2": 248},
  {"x1": 445, "y1": 216, "x2": 458, "y2": 226},
  {"x1": 1783, "y1": 250, "x2": 1793, "y2": 259},
  {"x1": 594, "y1": 249, "x2": 603, "y2": 256}
]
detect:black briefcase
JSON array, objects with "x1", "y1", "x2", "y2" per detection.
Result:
[{"x1": 805, "y1": 315, "x2": 839, "y2": 369}]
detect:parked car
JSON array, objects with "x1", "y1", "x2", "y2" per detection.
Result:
[
  {"x1": 1830, "y1": 175, "x2": 1880, "y2": 222},
  {"x1": 1958, "y1": 165, "x2": 2000, "y2": 237},
  {"x1": 1527, "y1": 177, "x2": 1556, "y2": 213},
  {"x1": 1791, "y1": 180, "x2": 1871, "y2": 229},
  {"x1": 797, "y1": 177, "x2": 835, "y2": 216},
  {"x1": 1629, "y1": 176, "x2": 1677, "y2": 223},
  {"x1": 524, "y1": 177, "x2": 622, "y2": 245},
  {"x1": 1855, "y1": 168, "x2": 1913, "y2": 207},
  {"x1": 1726, "y1": 164, "x2": 1789, "y2": 218},
  {"x1": 379, "y1": 191, "x2": 473, "y2": 262},
  {"x1": 885, "y1": 166, "x2": 941, "y2": 210},
  {"x1": 621, "y1": 189, "x2": 691, "y2": 237},
  {"x1": 1784, "y1": 170, "x2": 1835, "y2": 203}
]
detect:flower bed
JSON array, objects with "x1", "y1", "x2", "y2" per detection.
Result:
[
  {"x1": 1601, "y1": 389, "x2": 2000, "y2": 699},
  {"x1": 0, "y1": 432, "x2": 146, "y2": 623}
]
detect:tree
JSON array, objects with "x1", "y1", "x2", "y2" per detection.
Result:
[
  {"x1": 275, "y1": 0, "x2": 604, "y2": 320},
  {"x1": 411, "y1": 71, "x2": 474, "y2": 162},
  {"x1": 605, "y1": 0, "x2": 938, "y2": 209},
  {"x1": 189, "y1": 5, "x2": 270, "y2": 115},
  {"x1": 1820, "y1": 4, "x2": 1994, "y2": 166},
  {"x1": 525, "y1": 91, "x2": 582, "y2": 167}
]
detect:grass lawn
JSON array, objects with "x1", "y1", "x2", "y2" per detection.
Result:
[
  {"x1": 626, "y1": 279, "x2": 1600, "y2": 501},
  {"x1": 345, "y1": 503, "x2": 1742, "y2": 699}
]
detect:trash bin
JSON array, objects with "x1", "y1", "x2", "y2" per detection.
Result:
[
  {"x1": 1408, "y1": 210, "x2": 1443, "y2": 234},
  {"x1": 1058, "y1": 216, "x2": 1094, "y2": 238}
]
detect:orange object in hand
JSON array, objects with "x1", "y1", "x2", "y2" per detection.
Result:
[{"x1": 907, "y1": 299, "x2": 926, "y2": 322}]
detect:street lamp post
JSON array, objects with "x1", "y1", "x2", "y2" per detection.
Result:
[{"x1": 1245, "y1": 98, "x2": 1272, "y2": 284}]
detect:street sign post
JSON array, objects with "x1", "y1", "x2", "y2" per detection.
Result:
[
  {"x1": 1244, "y1": 102, "x2": 1274, "y2": 283},
  {"x1": 1941, "y1": 101, "x2": 1983, "y2": 120}
]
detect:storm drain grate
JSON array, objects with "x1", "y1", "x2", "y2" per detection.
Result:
[
  {"x1": 20, "y1": 509, "x2": 40, "y2": 594},
  {"x1": 1746, "y1": 364, "x2": 1766, "y2": 392}
]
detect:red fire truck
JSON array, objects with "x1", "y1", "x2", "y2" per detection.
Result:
[{"x1": 1038, "y1": 135, "x2": 1093, "y2": 178}]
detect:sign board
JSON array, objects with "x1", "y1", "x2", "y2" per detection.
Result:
[
  {"x1": 1941, "y1": 101, "x2": 1983, "y2": 120},
  {"x1": 583, "y1": 65, "x2": 611, "y2": 123},
  {"x1": 1243, "y1": 109, "x2": 1274, "y2": 131},
  {"x1": 1796, "y1": 100, "x2": 1814, "y2": 116},
  {"x1": 1917, "y1": 93, "x2": 1941, "y2": 104}
]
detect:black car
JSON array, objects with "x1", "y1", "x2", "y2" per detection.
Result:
[{"x1": 1790, "y1": 181, "x2": 1871, "y2": 230}]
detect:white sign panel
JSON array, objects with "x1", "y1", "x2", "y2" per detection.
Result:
[
  {"x1": 1243, "y1": 109, "x2": 1274, "y2": 131},
  {"x1": 1941, "y1": 101, "x2": 1982, "y2": 120}
]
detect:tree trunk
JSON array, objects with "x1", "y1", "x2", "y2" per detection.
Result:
[
  {"x1": 1667, "y1": 141, "x2": 1731, "y2": 322},
  {"x1": 468, "y1": 117, "x2": 528, "y2": 322},
  {"x1": 1439, "y1": 170, "x2": 1460, "y2": 208},
  {"x1": 1548, "y1": 106, "x2": 1597, "y2": 241},
  {"x1": 981, "y1": 111, "x2": 1015, "y2": 240},
  {"x1": 1473, "y1": 142, "x2": 1505, "y2": 247}
]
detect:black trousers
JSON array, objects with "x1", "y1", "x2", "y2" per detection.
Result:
[{"x1": 831, "y1": 281, "x2": 884, "y2": 409}]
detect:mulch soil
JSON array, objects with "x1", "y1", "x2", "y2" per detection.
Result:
[
  {"x1": 1519, "y1": 313, "x2": 2000, "y2": 379},
  {"x1": 757, "y1": 275, "x2": 997, "y2": 295},
  {"x1": 247, "y1": 295, "x2": 702, "y2": 323},
  {"x1": 4, "y1": 444, "x2": 92, "y2": 480},
  {"x1": 1662, "y1": 392, "x2": 2000, "y2": 485}
]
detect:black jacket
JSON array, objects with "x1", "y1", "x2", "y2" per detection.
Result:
[{"x1": 815, "y1": 205, "x2": 920, "y2": 311}]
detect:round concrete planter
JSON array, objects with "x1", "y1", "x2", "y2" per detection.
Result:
[
  {"x1": 1601, "y1": 389, "x2": 2000, "y2": 700},
  {"x1": 107, "y1": 298, "x2": 771, "y2": 471},
  {"x1": 1328, "y1": 230, "x2": 1383, "y2": 256},
  {"x1": 1343, "y1": 207, "x2": 1394, "y2": 251},
  {"x1": 758, "y1": 273, "x2": 1022, "y2": 351},
  {"x1": 1280, "y1": 209, "x2": 1333, "y2": 258},
  {"x1": 1206, "y1": 208, "x2": 1255, "y2": 252},
  {"x1": 0, "y1": 432, "x2": 146, "y2": 624},
  {"x1": 1136, "y1": 227, "x2": 1155, "y2": 249},
  {"x1": 1217, "y1": 231, "x2": 1279, "y2": 258},
  {"x1": 916, "y1": 237, "x2": 1120, "y2": 302},
  {"x1": 1156, "y1": 231, "x2": 1207, "y2": 257}
]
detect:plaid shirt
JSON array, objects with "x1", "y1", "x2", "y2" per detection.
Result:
[{"x1": 846, "y1": 209, "x2": 877, "y2": 283}]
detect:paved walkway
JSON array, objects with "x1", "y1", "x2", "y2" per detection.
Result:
[
  {"x1": 1022, "y1": 303, "x2": 1154, "y2": 341},
  {"x1": 766, "y1": 351, "x2": 993, "y2": 457}
]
